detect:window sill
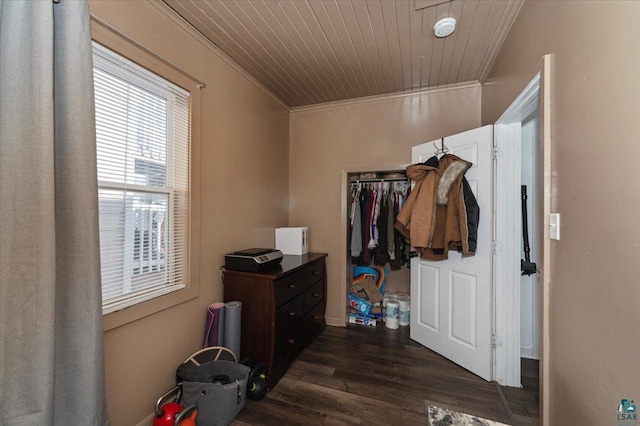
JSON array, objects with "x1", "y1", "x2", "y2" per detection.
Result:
[
  {"x1": 102, "y1": 283, "x2": 199, "y2": 331},
  {"x1": 102, "y1": 284, "x2": 186, "y2": 315}
]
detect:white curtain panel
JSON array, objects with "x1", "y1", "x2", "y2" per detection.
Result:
[{"x1": 0, "y1": 1, "x2": 109, "y2": 424}]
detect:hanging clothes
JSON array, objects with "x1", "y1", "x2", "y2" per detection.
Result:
[
  {"x1": 373, "y1": 193, "x2": 389, "y2": 266},
  {"x1": 390, "y1": 190, "x2": 407, "y2": 270},
  {"x1": 359, "y1": 187, "x2": 373, "y2": 265},
  {"x1": 349, "y1": 179, "x2": 409, "y2": 267},
  {"x1": 368, "y1": 186, "x2": 379, "y2": 249},
  {"x1": 395, "y1": 156, "x2": 439, "y2": 251},
  {"x1": 395, "y1": 154, "x2": 479, "y2": 261},
  {"x1": 350, "y1": 186, "x2": 362, "y2": 258},
  {"x1": 386, "y1": 192, "x2": 395, "y2": 257}
]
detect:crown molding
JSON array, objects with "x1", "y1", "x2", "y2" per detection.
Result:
[{"x1": 290, "y1": 81, "x2": 481, "y2": 114}]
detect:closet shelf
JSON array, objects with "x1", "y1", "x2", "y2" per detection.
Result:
[{"x1": 349, "y1": 171, "x2": 408, "y2": 184}]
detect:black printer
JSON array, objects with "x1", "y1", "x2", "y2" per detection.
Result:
[{"x1": 224, "y1": 248, "x2": 283, "y2": 273}]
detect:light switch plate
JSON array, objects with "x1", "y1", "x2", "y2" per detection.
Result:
[{"x1": 550, "y1": 213, "x2": 560, "y2": 240}]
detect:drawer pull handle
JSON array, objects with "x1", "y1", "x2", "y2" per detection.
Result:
[
  {"x1": 288, "y1": 338, "x2": 295, "y2": 345},
  {"x1": 312, "y1": 292, "x2": 319, "y2": 298},
  {"x1": 313, "y1": 315, "x2": 320, "y2": 320},
  {"x1": 288, "y1": 311, "x2": 296, "y2": 317},
  {"x1": 312, "y1": 271, "x2": 320, "y2": 275},
  {"x1": 288, "y1": 283, "x2": 296, "y2": 289}
]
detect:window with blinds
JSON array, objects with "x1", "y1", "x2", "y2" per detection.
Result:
[{"x1": 92, "y1": 41, "x2": 190, "y2": 315}]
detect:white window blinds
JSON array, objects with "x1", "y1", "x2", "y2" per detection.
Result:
[{"x1": 92, "y1": 41, "x2": 190, "y2": 314}]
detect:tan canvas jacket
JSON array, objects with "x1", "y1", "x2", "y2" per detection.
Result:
[{"x1": 395, "y1": 154, "x2": 475, "y2": 261}]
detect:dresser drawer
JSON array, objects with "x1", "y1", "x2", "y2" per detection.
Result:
[
  {"x1": 273, "y1": 322, "x2": 304, "y2": 369},
  {"x1": 304, "y1": 302, "x2": 325, "y2": 340},
  {"x1": 303, "y1": 280, "x2": 323, "y2": 313},
  {"x1": 275, "y1": 294, "x2": 304, "y2": 337},
  {"x1": 273, "y1": 260, "x2": 325, "y2": 307}
]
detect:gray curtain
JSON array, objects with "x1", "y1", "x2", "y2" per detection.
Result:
[{"x1": 0, "y1": 1, "x2": 109, "y2": 425}]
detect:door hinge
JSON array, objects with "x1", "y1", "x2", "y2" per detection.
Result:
[
  {"x1": 492, "y1": 147, "x2": 501, "y2": 159},
  {"x1": 491, "y1": 241, "x2": 501, "y2": 254},
  {"x1": 492, "y1": 334, "x2": 502, "y2": 348}
]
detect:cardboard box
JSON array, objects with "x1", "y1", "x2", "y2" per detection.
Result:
[
  {"x1": 275, "y1": 227, "x2": 308, "y2": 255},
  {"x1": 350, "y1": 276, "x2": 382, "y2": 305}
]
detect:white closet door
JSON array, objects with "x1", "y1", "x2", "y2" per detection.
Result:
[{"x1": 410, "y1": 125, "x2": 493, "y2": 381}]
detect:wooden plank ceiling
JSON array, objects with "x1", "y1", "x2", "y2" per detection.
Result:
[{"x1": 163, "y1": 0, "x2": 523, "y2": 108}]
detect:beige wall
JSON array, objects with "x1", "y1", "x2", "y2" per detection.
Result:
[
  {"x1": 289, "y1": 86, "x2": 481, "y2": 325},
  {"x1": 84, "y1": 1, "x2": 640, "y2": 423},
  {"x1": 88, "y1": 2, "x2": 289, "y2": 425},
  {"x1": 483, "y1": 1, "x2": 640, "y2": 424}
]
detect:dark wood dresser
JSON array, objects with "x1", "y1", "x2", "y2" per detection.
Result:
[{"x1": 222, "y1": 252, "x2": 327, "y2": 389}]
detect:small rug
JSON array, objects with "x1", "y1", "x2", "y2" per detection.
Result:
[{"x1": 428, "y1": 405, "x2": 511, "y2": 426}]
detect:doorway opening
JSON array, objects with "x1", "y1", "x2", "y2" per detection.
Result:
[
  {"x1": 520, "y1": 109, "x2": 541, "y2": 362},
  {"x1": 494, "y1": 72, "x2": 542, "y2": 389},
  {"x1": 494, "y1": 58, "x2": 552, "y2": 423}
]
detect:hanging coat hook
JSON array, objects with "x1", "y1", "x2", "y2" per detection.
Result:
[
  {"x1": 440, "y1": 138, "x2": 449, "y2": 155},
  {"x1": 434, "y1": 138, "x2": 449, "y2": 156}
]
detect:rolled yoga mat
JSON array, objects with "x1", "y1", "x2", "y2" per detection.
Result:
[
  {"x1": 224, "y1": 301, "x2": 242, "y2": 359},
  {"x1": 203, "y1": 302, "x2": 225, "y2": 347},
  {"x1": 217, "y1": 303, "x2": 225, "y2": 347}
]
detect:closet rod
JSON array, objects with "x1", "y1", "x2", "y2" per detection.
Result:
[{"x1": 350, "y1": 177, "x2": 408, "y2": 183}]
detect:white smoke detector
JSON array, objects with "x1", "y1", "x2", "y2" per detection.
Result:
[{"x1": 434, "y1": 17, "x2": 456, "y2": 38}]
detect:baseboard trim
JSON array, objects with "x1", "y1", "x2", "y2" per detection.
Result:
[
  {"x1": 136, "y1": 412, "x2": 155, "y2": 426},
  {"x1": 326, "y1": 317, "x2": 344, "y2": 327}
]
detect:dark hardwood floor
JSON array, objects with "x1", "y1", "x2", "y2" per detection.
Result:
[{"x1": 232, "y1": 325, "x2": 539, "y2": 425}]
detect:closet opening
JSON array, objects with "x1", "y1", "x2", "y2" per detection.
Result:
[{"x1": 344, "y1": 169, "x2": 411, "y2": 328}]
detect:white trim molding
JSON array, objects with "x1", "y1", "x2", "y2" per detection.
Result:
[
  {"x1": 290, "y1": 81, "x2": 482, "y2": 114},
  {"x1": 493, "y1": 72, "x2": 540, "y2": 387}
]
